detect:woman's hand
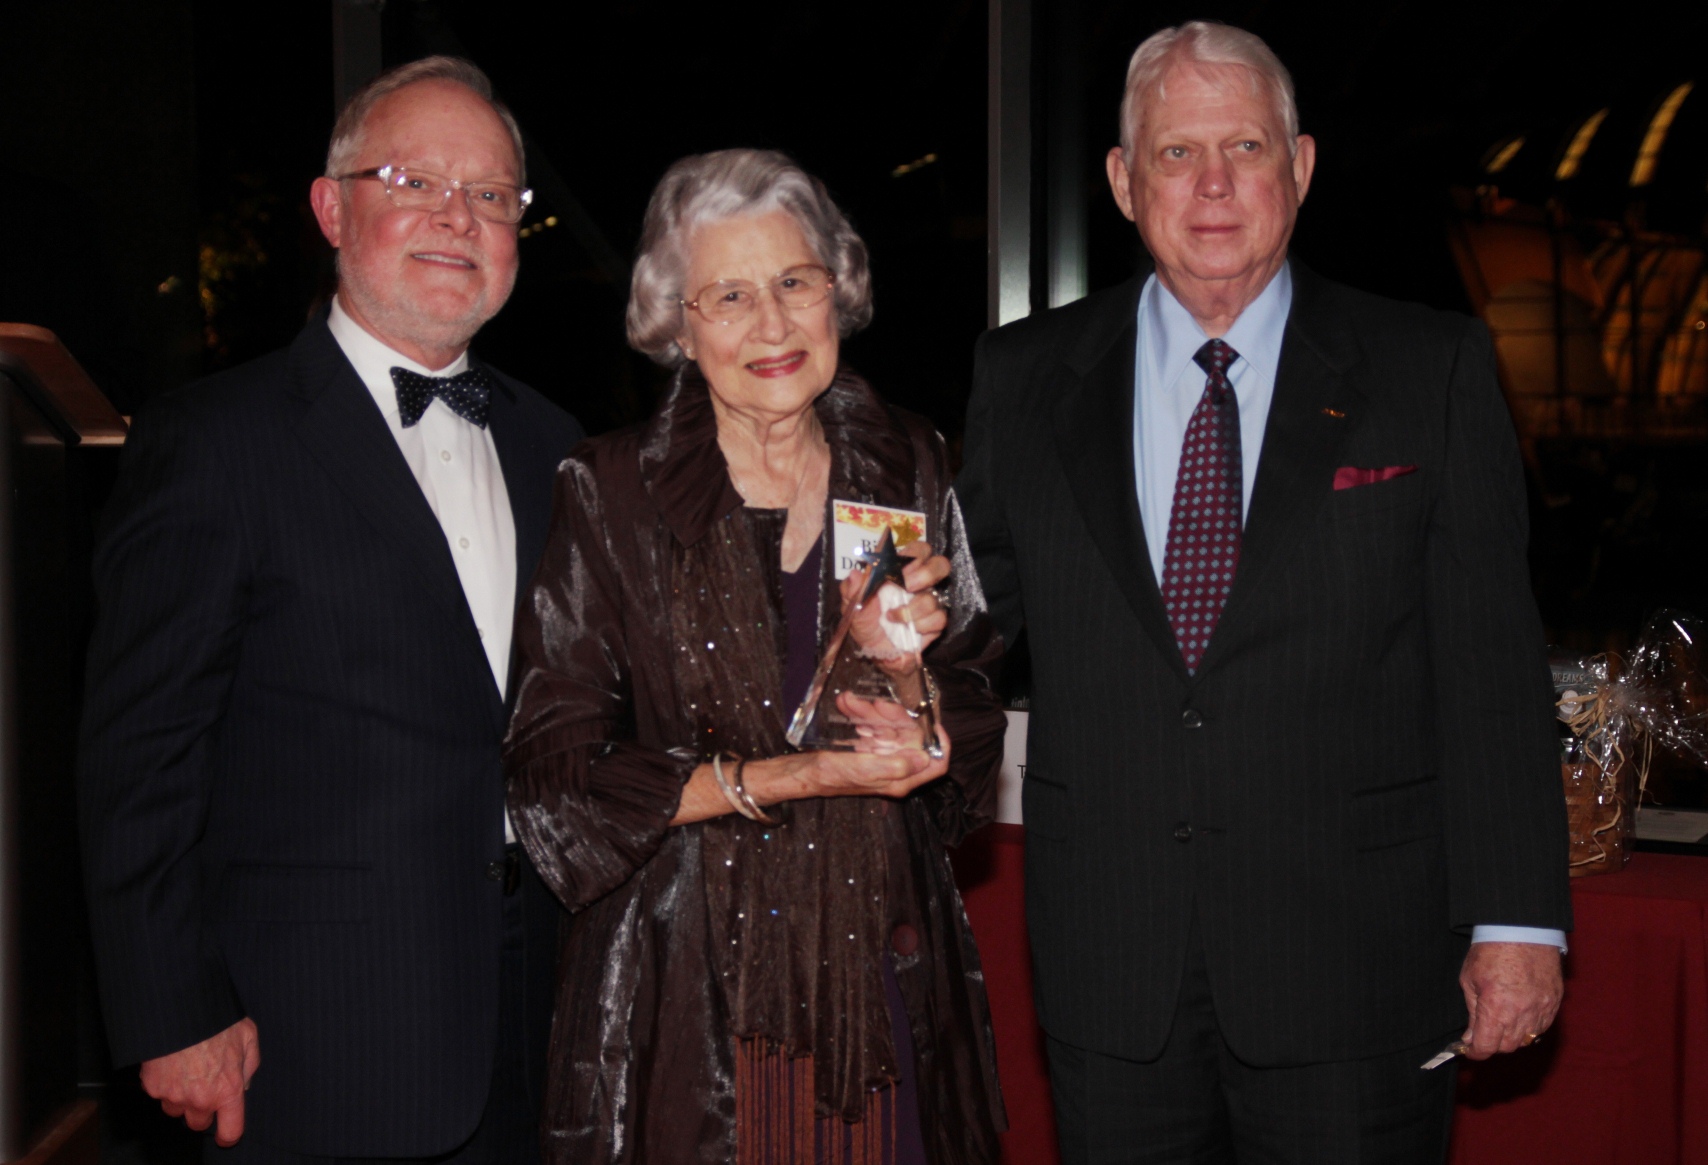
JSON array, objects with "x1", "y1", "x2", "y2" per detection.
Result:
[
  {"x1": 782, "y1": 724, "x2": 951, "y2": 800},
  {"x1": 842, "y1": 542, "x2": 951, "y2": 683},
  {"x1": 670, "y1": 720, "x2": 951, "y2": 825},
  {"x1": 754, "y1": 717, "x2": 951, "y2": 805},
  {"x1": 838, "y1": 691, "x2": 933, "y2": 755}
]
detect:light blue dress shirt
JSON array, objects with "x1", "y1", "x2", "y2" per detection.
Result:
[
  {"x1": 1133, "y1": 264, "x2": 1292, "y2": 581},
  {"x1": 1131, "y1": 263, "x2": 1565, "y2": 953}
]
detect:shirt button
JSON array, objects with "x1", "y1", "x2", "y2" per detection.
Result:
[
  {"x1": 477, "y1": 627, "x2": 485, "y2": 640},
  {"x1": 1174, "y1": 823, "x2": 1193, "y2": 843},
  {"x1": 891, "y1": 924, "x2": 919, "y2": 956},
  {"x1": 485, "y1": 861, "x2": 505, "y2": 881},
  {"x1": 1182, "y1": 709, "x2": 1203, "y2": 729},
  {"x1": 458, "y1": 536, "x2": 470, "y2": 549},
  {"x1": 440, "y1": 449, "x2": 452, "y2": 462}
]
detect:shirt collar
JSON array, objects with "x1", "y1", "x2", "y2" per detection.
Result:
[
  {"x1": 1139, "y1": 261, "x2": 1293, "y2": 388},
  {"x1": 326, "y1": 295, "x2": 470, "y2": 420}
]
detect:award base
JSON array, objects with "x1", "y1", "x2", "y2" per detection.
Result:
[{"x1": 787, "y1": 642, "x2": 904, "y2": 751}]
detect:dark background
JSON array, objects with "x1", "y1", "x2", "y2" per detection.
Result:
[
  {"x1": 11, "y1": 1, "x2": 1708, "y2": 649},
  {"x1": 7, "y1": 1, "x2": 1708, "y2": 1155},
  {"x1": 5, "y1": 12, "x2": 1707, "y2": 732},
  {"x1": 13, "y1": 3, "x2": 1705, "y2": 427},
  {"x1": 10, "y1": 0, "x2": 1708, "y2": 1043},
  {"x1": 7, "y1": 0, "x2": 1707, "y2": 785},
  {"x1": 6, "y1": 0, "x2": 1705, "y2": 426}
]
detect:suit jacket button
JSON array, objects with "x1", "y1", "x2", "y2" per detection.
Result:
[
  {"x1": 1181, "y1": 709, "x2": 1203, "y2": 729},
  {"x1": 891, "y1": 924, "x2": 919, "y2": 956},
  {"x1": 485, "y1": 861, "x2": 506, "y2": 882},
  {"x1": 1173, "y1": 823, "x2": 1193, "y2": 843}
]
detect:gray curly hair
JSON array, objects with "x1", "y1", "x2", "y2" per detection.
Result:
[
  {"x1": 1119, "y1": 22, "x2": 1300, "y2": 158},
  {"x1": 626, "y1": 149, "x2": 873, "y2": 367}
]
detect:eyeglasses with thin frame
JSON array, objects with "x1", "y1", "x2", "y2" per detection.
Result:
[
  {"x1": 681, "y1": 265, "x2": 836, "y2": 324},
  {"x1": 340, "y1": 164, "x2": 534, "y2": 224}
]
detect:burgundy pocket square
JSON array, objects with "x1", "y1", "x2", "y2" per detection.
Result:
[{"x1": 1333, "y1": 465, "x2": 1418, "y2": 490}]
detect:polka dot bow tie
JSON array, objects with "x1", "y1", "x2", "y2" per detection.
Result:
[
  {"x1": 1160, "y1": 338, "x2": 1243, "y2": 675},
  {"x1": 390, "y1": 366, "x2": 495, "y2": 429}
]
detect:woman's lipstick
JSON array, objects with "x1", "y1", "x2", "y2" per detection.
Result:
[{"x1": 746, "y1": 350, "x2": 809, "y2": 378}]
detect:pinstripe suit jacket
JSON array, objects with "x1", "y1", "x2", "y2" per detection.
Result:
[
  {"x1": 78, "y1": 317, "x2": 582, "y2": 1155},
  {"x1": 958, "y1": 265, "x2": 1572, "y2": 1066}
]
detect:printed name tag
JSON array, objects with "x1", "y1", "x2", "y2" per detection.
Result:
[{"x1": 831, "y1": 500, "x2": 927, "y2": 580}]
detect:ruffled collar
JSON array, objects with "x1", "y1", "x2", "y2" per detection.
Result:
[{"x1": 638, "y1": 363, "x2": 920, "y2": 547}]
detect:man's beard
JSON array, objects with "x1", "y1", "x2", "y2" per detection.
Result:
[{"x1": 336, "y1": 257, "x2": 514, "y2": 360}]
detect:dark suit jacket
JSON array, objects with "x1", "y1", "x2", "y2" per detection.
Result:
[
  {"x1": 958, "y1": 264, "x2": 1572, "y2": 1067},
  {"x1": 78, "y1": 317, "x2": 583, "y2": 1156}
]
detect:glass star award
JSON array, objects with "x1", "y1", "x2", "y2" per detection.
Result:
[{"x1": 785, "y1": 528, "x2": 944, "y2": 757}]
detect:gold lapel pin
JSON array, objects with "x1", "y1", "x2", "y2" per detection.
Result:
[{"x1": 1321, "y1": 407, "x2": 1346, "y2": 418}]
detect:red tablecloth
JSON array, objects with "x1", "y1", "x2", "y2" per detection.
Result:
[
  {"x1": 1453, "y1": 853, "x2": 1708, "y2": 1164},
  {"x1": 951, "y1": 825, "x2": 1058, "y2": 1162},
  {"x1": 951, "y1": 829, "x2": 1708, "y2": 1165}
]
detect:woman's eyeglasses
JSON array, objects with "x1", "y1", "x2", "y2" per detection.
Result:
[{"x1": 681, "y1": 265, "x2": 835, "y2": 324}]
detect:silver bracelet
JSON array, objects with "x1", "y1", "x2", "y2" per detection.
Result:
[
  {"x1": 710, "y1": 752, "x2": 751, "y2": 820},
  {"x1": 730, "y1": 756, "x2": 778, "y2": 825}
]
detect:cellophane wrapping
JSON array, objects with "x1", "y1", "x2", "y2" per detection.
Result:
[{"x1": 1552, "y1": 610, "x2": 1708, "y2": 876}]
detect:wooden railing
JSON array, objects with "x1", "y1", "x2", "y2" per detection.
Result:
[{"x1": 0, "y1": 326, "x2": 124, "y2": 1165}]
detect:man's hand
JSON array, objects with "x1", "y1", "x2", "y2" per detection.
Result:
[
  {"x1": 139, "y1": 1018, "x2": 260, "y2": 1146},
  {"x1": 1459, "y1": 942, "x2": 1562, "y2": 1060}
]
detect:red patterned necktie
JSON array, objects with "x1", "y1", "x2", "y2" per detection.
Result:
[{"x1": 1161, "y1": 338, "x2": 1243, "y2": 674}]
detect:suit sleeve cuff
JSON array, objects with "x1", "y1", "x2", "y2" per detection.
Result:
[{"x1": 1471, "y1": 924, "x2": 1567, "y2": 953}]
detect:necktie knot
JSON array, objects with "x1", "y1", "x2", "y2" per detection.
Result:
[
  {"x1": 1193, "y1": 339, "x2": 1239, "y2": 403},
  {"x1": 391, "y1": 366, "x2": 495, "y2": 429}
]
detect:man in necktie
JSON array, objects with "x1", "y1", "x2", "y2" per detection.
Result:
[
  {"x1": 959, "y1": 21, "x2": 1569, "y2": 1164},
  {"x1": 79, "y1": 57, "x2": 582, "y2": 1165}
]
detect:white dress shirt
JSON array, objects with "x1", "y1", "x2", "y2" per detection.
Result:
[
  {"x1": 328, "y1": 298, "x2": 518, "y2": 841},
  {"x1": 1131, "y1": 264, "x2": 1565, "y2": 953}
]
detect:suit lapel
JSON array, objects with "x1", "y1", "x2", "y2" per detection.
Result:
[
  {"x1": 285, "y1": 323, "x2": 502, "y2": 716},
  {"x1": 1053, "y1": 278, "x2": 1189, "y2": 678},
  {"x1": 1197, "y1": 265, "x2": 1365, "y2": 673}
]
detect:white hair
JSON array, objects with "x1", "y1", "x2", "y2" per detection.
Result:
[
  {"x1": 626, "y1": 149, "x2": 873, "y2": 367},
  {"x1": 1119, "y1": 22, "x2": 1300, "y2": 158},
  {"x1": 324, "y1": 56, "x2": 525, "y2": 181}
]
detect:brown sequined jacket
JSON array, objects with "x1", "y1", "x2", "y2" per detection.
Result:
[{"x1": 504, "y1": 366, "x2": 1008, "y2": 1164}]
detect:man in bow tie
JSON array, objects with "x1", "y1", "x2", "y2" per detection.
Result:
[
  {"x1": 959, "y1": 21, "x2": 1570, "y2": 1164},
  {"x1": 79, "y1": 56, "x2": 581, "y2": 1165}
]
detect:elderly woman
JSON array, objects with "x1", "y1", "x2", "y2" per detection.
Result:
[{"x1": 504, "y1": 149, "x2": 1007, "y2": 1165}]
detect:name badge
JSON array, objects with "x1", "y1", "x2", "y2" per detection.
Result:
[{"x1": 831, "y1": 500, "x2": 927, "y2": 580}]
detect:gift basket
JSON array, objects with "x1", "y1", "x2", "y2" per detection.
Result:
[{"x1": 1551, "y1": 609, "x2": 1708, "y2": 876}]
